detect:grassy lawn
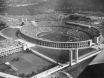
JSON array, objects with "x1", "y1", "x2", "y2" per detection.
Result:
[
  {"x1": 1, "y1": 28, "x2": 19, "y2": 39},
  {"x1": 0, "y1": 49, "x2": 56, "y2": 76},
  {"x1": 19, "y1": 53, "x2": 54, "y2": 75},
  {"x1": 0, "y1": 51, "x2": 24, "y2": 64},
  {"x1": 32, "y1": 46, "x2": 96, "y2": 63},
  {"x1": 78, "y1": 48, "x2": 96, "y2": 57},
  {"x1": 32, "y1": 46, "x2": 69, "y2": 63}
]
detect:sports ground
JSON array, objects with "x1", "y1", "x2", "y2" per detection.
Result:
[{"x1": 0, "y1": 49, "x2": 57, "y2": 76}]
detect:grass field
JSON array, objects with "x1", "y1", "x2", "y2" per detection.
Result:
[
  {"x1": 0, "y1": 49, "x2": 56, "y2": 76},
  {"x1": 1, "y1": 27, "x2": 19, "y2": 39},
  {"x1": 32, "y1": 46, "x2": 96, "y2": 63}
]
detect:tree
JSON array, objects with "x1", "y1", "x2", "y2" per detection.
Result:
[
  {"x1": 7, "y1": 65, "x2": 11, "y2": 69},
  {"x1": 0, "y1": 0, "x2": 7, "y2": 8},
  {"x1": 19, "y1": 73, "x2": 25, "y2": 78},
  {"x1": 31, "y1": 71, "x2": 36, "y2": 76},
  {"x1": 69, "y1": 15, "x2": 80, "y2": 20}
]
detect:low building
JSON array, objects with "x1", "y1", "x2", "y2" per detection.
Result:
[{"x1": 0, "y1": 39, "x2": 25, "y2": 57}]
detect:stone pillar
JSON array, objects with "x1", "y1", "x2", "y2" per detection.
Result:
[
  {"x1": 75, "y1": 49, "x2": 78, "y2": 63},
  {"x1": 69, "y1": 50, "x2": 73, "y2": 66},
  {"x1": 23, "y1": 44, "x2": 27, "y2": 50},
  {"x1": 97, "y1": 37, "x2": 99, "y2": 44}
]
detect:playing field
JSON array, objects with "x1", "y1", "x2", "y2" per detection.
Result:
[{"x1": 0, "y1": 49, "x2": 56, "y2": 75}]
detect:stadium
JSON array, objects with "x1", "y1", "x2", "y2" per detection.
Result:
[
  {"x1": 18, "y1": 21, "x2": 102, "y2": 49},
  {"x1": 18, "y1": 20, "x2": 103, "y2": 66}
]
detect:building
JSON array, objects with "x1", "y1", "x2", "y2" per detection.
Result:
[{"x1": 0, "y1": 39, "x2": 25, "y2": 57}]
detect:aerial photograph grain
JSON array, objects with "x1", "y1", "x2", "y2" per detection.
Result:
[{"x1": 0, "y1": 0, "x2": 104, "y2": 78}]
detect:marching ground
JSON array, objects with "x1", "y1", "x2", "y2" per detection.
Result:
[{"x1": 0, "y1": 49, "x2": 56, "y2": 75}]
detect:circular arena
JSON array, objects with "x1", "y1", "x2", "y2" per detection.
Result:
[{"x1": 18, "y1": 21, "x2": 102, "y2": 49}]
